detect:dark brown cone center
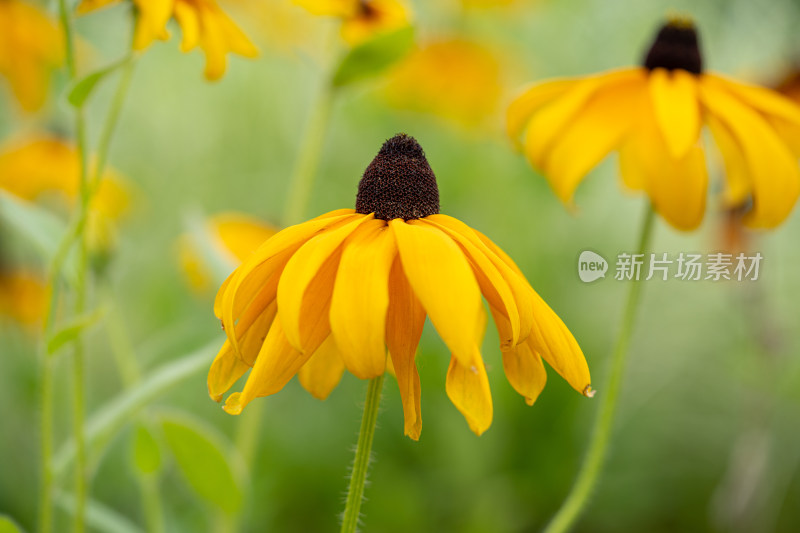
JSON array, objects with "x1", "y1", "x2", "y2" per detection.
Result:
[
  {"x1": 355, "y1": 134, "x2": 440, "y2": 221},
  {"x1": 643, "y1": 20, "x2": 703, "y2": 75}
]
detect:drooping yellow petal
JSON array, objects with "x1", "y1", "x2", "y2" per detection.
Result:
[
  {"x1": 207, "y1": 341, "x2": 250, "y2": 402},
  {"x1": 522, "y1": 69, "x2": 642, "y2": 169},
  {"x1": 648, "y1": 68, "x2": 701, "y2": 159},
  {"x1": 197, "y1": 5, "x2": 228, "y2": 81},
  {"x1": 507, "y1": 78, "x2": 580, "y2": 146},
  {"x1": 446, "y1": 356, "x2": 493, "y2": 436},
  {"x1": 297, "y1": 336, "x2": 346, "y2": 400},
  {"x1": 500, "y1": 328, "x2": 547, "y2": 406},
  {"x1": 173, "y1": 0, "x2": 201, "y2": 51},
  {"x1": 526, "y1": 288, "x2": 591, "y2": 396},
  {"x1": 704, "y1": 73, "x2": 800, "y2": 126},
  {"x1": 420, "y1": 218, "x2": 520, "y2": 349},
  {"x1": 222, "y1": 318, "x2": 306, "y2": 414},
  {"x1": 706, "y1": 114, "x2": 751, "y2": 207},
  {"x1": 425, "y1": 215, "x2": 533, "y2": 345},
  {"x1": 277, "y1": 215, "x2": 372, "y2": 352},
  {"x1": 646, "y1": 142, "x2": 708, "y2": 232},
  {"x1": 329, "y1": 220, "x2": 395, "y2": 379},
  {"x1": 699, "y1": 79, "x2": 800, "y2": 228},
  {"x1": 386, "y1": 257, "x2": 425, "y2": 440},
  {"x1": 131, "y1": 0, "x2": 172, "y2": 50},
  {"x1": 391, "y1": 219, "x2": 483, "y2": 368},
  {"x1": 543, "y1": 72, "x2": 647, "y2": 204}
]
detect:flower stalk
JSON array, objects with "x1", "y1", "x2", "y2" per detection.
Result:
[
  {"x1": 341, "y1": 375, "x2": 384, "y2": 533},
  {"x1": 544, "y1": 203, "x2": 656, "y2": 533}
]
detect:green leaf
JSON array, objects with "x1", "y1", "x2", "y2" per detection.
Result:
[
  {"x1": 0, "y1": 191, "x2": 78, "y2": 282},
  {"x1": 161, "y1": 413, "x2": 243, "y2": 515},
  {"x1": 55, "y1": 492, "x2": 143, "y2": 533},
  {"x1": 332, "y1": 25, "x2": 415, "y2": 87},
  {"x1": 0, "y1": 515, "x2": 24, "y2": 533},
  {"x1": 132, "y1": 423, "x2": 161, "y2": 474},
  {"x1": 67, "y1": 58, "x2": 128, "y2": 108},
  {"x1": 52, "y1": 339, "x2": 218, "y2": 477},
  {"x1": 47, "y1": 307, "x2": 106, "y2": 355}
]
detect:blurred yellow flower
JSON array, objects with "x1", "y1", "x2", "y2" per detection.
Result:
[
  {"x1": 77, "y1": 0, "x2": 258, "y2": 80},
  {"x1": 508, "y1": 19, "x2": 800, "y2": 231},
  {"x1": 384, "y1": 38, "x2": 502, "y2": 127},
  {"x1": 295, "y1": 0, "x2": 409, "y2": 45},
  {"x1": 0, "y1": 0, "x2": 63, "y2": 112},
  {"x1": 179, "y1": 212, "x2": 278, "y2": 292},
  {"x1": 0, "y1": 135, "x2": 130, "y2": 261},
  {"x1": 0, "y1": 270, "x2": 47, "y2": 326},
  {"x1": 208, "y1": 134, "x2": 591, "y2": 439}
]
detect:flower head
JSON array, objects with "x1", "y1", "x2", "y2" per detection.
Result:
[
  {"x1": 77, "y1": 0, "x2": 258, "y2": 80},
  {"x1": 507, "y1": 18, "x2": 800, "y2": 230},
  {"x1": 208, "y1": 134, "x2": 591, "y2": 439},
  {"x1": 295, "y1": 0, "x2": 409, "y2": 45},
  {"x1": 384, "y1": 38, "x2": 502, "y2": 127},
  {"x1": 0, "y1": 0, "x2": 63, "y2": 112}
]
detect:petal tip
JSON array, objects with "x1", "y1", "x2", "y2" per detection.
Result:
[
  {"x1": 222, "y1": 392, "x2": 244, "y2": 415},
  {"x1": 582, "y1": 385, "x2": 595, "y2": 398}
]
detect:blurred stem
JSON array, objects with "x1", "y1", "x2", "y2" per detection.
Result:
[
  {"x1": 544, "y1": 203, "x2": 656, "y2": 533},
  {"x1": 281, "y1": 82, "x2": 335, "y2": 226},
  {"x1": 340, "y1": 375, "x2": 384, "y2": 533},
  {"x1": 138, "y1": 474, "x2": 164, "y2": 533}
]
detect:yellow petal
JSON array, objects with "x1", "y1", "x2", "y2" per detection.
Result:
[
  {"x1": 699, "y1": 79, "x2": 800, "y2": 228},
  {"x1": 424, "y1": 215, "x2": 533, "y2": 345},
  {"x1": 198, "y1": 7, "x2": 227, "y2": 81},
  {"x1": 386, "y1": 257, "x2": 425, "y2": 440},
  {"x1": 391, "y1": 219, "x2": 483, "y2": 368},
  {"x1": 329, "y1": 219, "x2": 395, "y2": 379},
  {"x1": 173, "y1": 0, "x2": 200, "y2": 52},
  {"x1": 704, "y1": 73, "x2": 800, "y2": 126},
  {"x1": 543, "y1": 73, "x2": 647, "y2": 203},
  {"x1": 522, "y1": 69, "x2": 642, "y2": 169},
  {"x1": 277, "y1": 215, "x2": 372, "y2": 352},
  {"x1": 706, "y1": 114, "x2": 751, "y2": 207},
  {"x1": 506, "y1": 78, "x2": 578, "y2": 145},
  {"x1": 501, "y1": 330, "x2": 547, "y2": 406},
  {"x1": 297, "y1": 336, "x2": 345, "y2": 400},
  {"x1": 527, "y1": 288, "x2": 591, "y2": 396},
  {"x1": 648, "y1": 68, "x2": 701, "y2": 159},
  {"x1": 207, "y1": 340, "x2": 250, "y2": 402},
  {"x1": 446, "y1": 356, "x2": 492, "y2": 436},
  {"x1": 222, "y1": 318, "x2": 306, "y2": 414},
  {"x1": 76, "y1": 0, "x2": 121, "y2": 14},
  {"x1": 646, "y1": 143, "x2": 708, "y2": 232},
  {"x1": 420, "y1": 218, "x2": 520, "y2": 349}
]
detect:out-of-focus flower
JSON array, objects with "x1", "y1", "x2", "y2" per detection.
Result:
[
  {"x1": 508, "y1": 18, "x2": 800, "y2": 231},
  {"x1": 207, "y1": 134, "x2": 591, "y2": 439},
  {"x1": 0, "y1": 270, "x2": 47, "y2": 326},
  {"x1": 77, "y1": 0, "x2": 258, "y2": 80},
  {"x1": 179, "y1": 213, "x2": 278, "y2": 292},
  {"x1": 384, "y1": 38, "x2": 502, "y2": 127},
  {"x1": 773, "y1": 67, "x2": 800, "y2": 157},
  {"x1": 0, "y1": 0, "x2": 63, "y2": 112},
  {"x1": 294, "y1": 0, "x2": 409, "y2": 45}
]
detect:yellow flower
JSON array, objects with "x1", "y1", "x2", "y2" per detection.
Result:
[
  {"x1": 295, "y1": 0, "x2": 409, "y2": 45},
  {"x1": 0, "y1": 0, "x2": 63, "y2": 112},
  {"x1": 507, "y1": 19, "x2": 800, "y2": 230},
  {"x1": 207, "y1": 134, "x2": 591, "y2": 439},
  {"x1": 384, "y1": 38, "x2": 502, "y2": 127},
  {"x1": 0, "y1": 270, "x2": 47, "y2": 326},
  {"x1": 77, "y1": 0, "x2": 258, "y2": 80},
  {"x1": 179, "y1": 212, "x2": 278, "y2": 292}
]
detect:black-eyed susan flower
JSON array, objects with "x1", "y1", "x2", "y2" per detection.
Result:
[
  {"x1": 508, "y1": 18, "x2": 800, "y2": 231},
  {"x1": 77, "y1": 0, "x2": 258, "y2": 80},
  {"x1": 295, "y1": 0, "x2": 409, "y2": 45},
  {"x1": 0, "y1": 0, "x2": 62, "y2": 112},
  {"x1": 0, "y1": 269, "x2": 47, "y2": 326},
  {"x1": 208, "y1": 134, "x2": 591, "y2": 439},
  {"x1": 179, "y1": 212, "x2": 278, "y2": 292},
  {"x1": 384, "y1": 38, "x2": 502, "y2": 128}
]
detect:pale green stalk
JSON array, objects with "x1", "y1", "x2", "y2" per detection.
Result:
[
  {"x1": 340, "y1": 375, "x2": 384, "y2": 533},
  {"x1": 544, "y1": 204, "x2": 656, "y2": 533}
]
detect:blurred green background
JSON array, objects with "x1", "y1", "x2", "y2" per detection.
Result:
[{"x1": 2, "y1": 0, "x2": 800, "y2": 531}]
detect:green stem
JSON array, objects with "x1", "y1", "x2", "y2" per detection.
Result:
[
  {"x1": 340, "y1": 375, "x2": 384, "y2": 533},
  {"x1": 543, "y1": 204, "x2": 656, "y2": 533},
  {"x1": 281, "y1": 83, "x2": 335, "y2": 227},
  {"x1": 38, "y1": 355, "x2": 55, "y2": 533}
]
